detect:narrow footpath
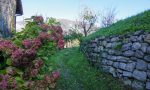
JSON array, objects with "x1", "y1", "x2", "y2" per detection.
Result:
[{"x1": 49, "y1": 47, "x2": 127, "y2": 90}]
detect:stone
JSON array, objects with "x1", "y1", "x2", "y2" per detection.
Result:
[
  {"x1": 133, "y1": 70, "x2": 147, "y2": 81},
  {"x1": 121, "y1": 43, "x2": 132, "y2": 51},
  {"x1": 146, "y1": 82, "x2": 150, "y2": 90},
  {"x1": 99, "y1": 46, "x2": 104, "y2": 51},
  {"x1": 111, "y1": 37, "x2": 119, "y2": 42},
  {"x1": 101, "y1": 52, "x2": 108, "y2": 58},
  {"x1": 123, "y1": 79, "x2": 132, "y2": 86},
  {"x1": 94, "y1": 47, "x2": 99, "y2": 53},
  {"x1": 91, "y1": 43, "x2": 97, "y2": 47},
  {"x1": 137, "y1": 35, "x2": 144, "y2": 42},
  {"x1": 117, "y1": 69, "x2": 123, "y2": 73},
  {"x1": 132, "y1": 80, "x2": 144, "y2": 90},
  {"x1": 148, "y1": 64, "x2": 150, "y2": 70},
  {"x1": 113, "y1": 62, "x2": 119, "y2": 68},
  {"x1": 123, "y1": 50, "x2": 134, "y2": 57},
  {"x1": 101, "y1": 41, "x2": 107, "y2": 46},
  {"x1": 102, "y1": 66, "x2": 110, "y2": 73},
  {"x1": 108, "y1": 49, "x2": 115, "y2": 55},
  {"x1": 101, "y1": 59, "x2": 107, "y2": 65},
  {"x1": 141, "y1": 43, "x2": 148, "y2": 53},
  {"x1": 106, "y1": 43, "x2": 112, "y2": 48},
  {"x1": 109, "y1": 67, "x2": 116, "y2": 77},
  {"x1": 147, "y1": 71, "x2": 150, "y2": 78},
  {"x1": 0, "y1": 0, "x2": 18, "y2": 37},
  {"x1": 107, "y1": 55, "x2": 117, "y2": 61},
  {"x1": 134, "y1": 30, "x2": 144, "y2": 36},
  {"x1": 144, "y1": 55, "x2": 150, "y2": 62},
  {"x1": 116, "y1": 56, "x2": 129, "y2": 63},
  {"x1": 114, "y1": 51, "x2": 122, "y2": 56},
  {"x1": 134, "y1": 50, "x2": 144, "y2": 58},
  {"x1": 144, "y1": 34, "x2": 150, "y2": 44},
  {"x1": 130, "y1": 57, "x2": 137, "y2": 60},
  {"x1": 147, "y1": 46, "x2": 150, "y2": 54},
  {"x1": 136, "y1": 59, "x2": 147, "y2": 70},
  {"x1": 119, "y1": 63, "x2": 126, "y2": 70},
  {"x1": 123, "y1": 71, "x2": 132, "y2": 77},
  {"x1": 107, "y1": 61, "x2": 113, "y2": 65},
  {"x1": 125, "y1": 62, "x2": 136, "y2": 72},
  {"x1": 132, "y1": 42, "x2": 141, "y2": 50},
  {"x1": 130, "y1": 36, "x2": 138, "y2": 42}
]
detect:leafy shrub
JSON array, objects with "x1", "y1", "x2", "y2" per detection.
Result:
[{"x1": 0, "y1": 16, "x2": 64, "y2": 89}]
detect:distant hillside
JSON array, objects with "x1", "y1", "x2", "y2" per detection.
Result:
[
  {"x1": 16, "y1": 18, "x2": 99, "y2": 34},
  {"x1": 16, "y1": 19, "x2": 76, "y2": 32},
  {"x1": 57, "y1": 19, "x2": 77, "y2": 32},
  {"x1": 83, "y1": 10, "x2": 150, "y2": 41}
]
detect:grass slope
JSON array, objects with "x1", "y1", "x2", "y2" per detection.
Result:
[
  {"x1": 83, "y1": 10, "x2": 150, "y2": 41},
  {"x1": 49, "y1": 47, "x2": 127, "y2": 90}
]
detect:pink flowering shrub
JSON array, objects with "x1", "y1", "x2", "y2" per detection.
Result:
[
  {"x1": 33, "y1": 16, "x2": 44, "y2": 24},
  {"x1": 0, "y1": 16, "x2": 64, "y2": 89},
  {"x1": 0, "y1": 75, "x2": 16, "y2": 90}
]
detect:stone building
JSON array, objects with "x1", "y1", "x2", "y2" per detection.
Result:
[{"x1": 0, "y1": 0, "x2": 23, "y2": 37}]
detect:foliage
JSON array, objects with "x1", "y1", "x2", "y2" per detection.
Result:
[
  {"x1": 46, "y1": 17, "x2": 61, "y2": 26},
  {"x1": 82, "y1": 10, "x2": 150, "y2": 41},
  {"x1": 63, "y1": 28, "x2": 83, "y2": 42},
  {"x1": 0, "y1": 16, "x2": 64, "y2": 89}
]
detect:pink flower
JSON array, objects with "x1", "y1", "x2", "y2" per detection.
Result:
[
  {"x1": 52, "y1": 71, "x2": 60, "y2": 79},
  {"x1": 44, "y1": 74, "x2": 51, "y2": 82},
  {"x1": 38, "y1": 32, "x2": 50, "y2": 41},
  {"x1": 32, "y1": 38, "x2": 41, "y2": 49},
  {"x1": 22, "y1": 39, "x2": 32, "y2": 49},
  {"x1": 0, "y1": 75, "x2": 10, "y2": 89},
  {"x1": 39, "y1": 24, "x2": 50, "y2": 31},
  {"x1": 30, "y1": 69, "x2": 39, "y2": 77},
  {"x1": 25, "y1": 49, "x2": 36, "y2": 58},
  {"x1": 57, "y1": 39, "x2": 64, "y2": 49},
  {"x1": 33, "y1": 59, "x2": 43, "y2": 69},
  {"x1": 33, "y1": 16, "x2": 44, "y2": 23},
  {"x1": 11, "y1": 49, "x2": 23, "y2": 59}
]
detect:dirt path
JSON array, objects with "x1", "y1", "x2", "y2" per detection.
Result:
[{"x1": 49, "y1": 47, "x2": 125, "y2": 90}]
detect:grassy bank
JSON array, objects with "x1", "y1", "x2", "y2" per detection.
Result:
[{"x1": 83, "y1": 10, "x2": 150, "y2": 41}]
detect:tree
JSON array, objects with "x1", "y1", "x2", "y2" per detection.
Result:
[
  {"x1": 101, "y1": 8, "x2": 116, "y2": 27},
  {"x1": 78, "y1": 7, "x2": 97, "y2": 37}
]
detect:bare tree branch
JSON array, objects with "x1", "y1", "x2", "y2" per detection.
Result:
[{"x1": 101, "y1": 8, "x2": 116, "y2": 27}]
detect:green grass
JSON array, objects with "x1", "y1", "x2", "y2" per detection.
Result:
[
  {"x1": 49, "y1": 47, "x2": 127, "y2": 90},
  {"x1": 83, "y1": 10, "x2": 150, "y2": 41}
]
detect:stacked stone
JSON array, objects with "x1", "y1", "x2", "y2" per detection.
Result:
[
  {"x1": 80, "y1": 30, "x2": 150, "y2": 90},
  {"x1": 0, "y1": 0, "x2": 16, "y2": 37}
]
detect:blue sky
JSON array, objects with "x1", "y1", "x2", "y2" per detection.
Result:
[{"x1": 17, "y1": 0, "x2": 150, "y2": 21}]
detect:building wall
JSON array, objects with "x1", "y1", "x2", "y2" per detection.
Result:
[
  {"x1": 0, "y1": 0, "x2": 16, "y2": 37},
  {"x1": 81, "y1": 30, "x2": 150, "y2": 90}
]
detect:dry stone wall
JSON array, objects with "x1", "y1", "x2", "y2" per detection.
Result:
[{"x1": 80, "y1": 30, "x2": 150, "y2": 90}]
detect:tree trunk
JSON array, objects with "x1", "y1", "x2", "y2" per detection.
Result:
[{"x1": 83, "y1": 28, "x2": 87, "y2": 37}]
